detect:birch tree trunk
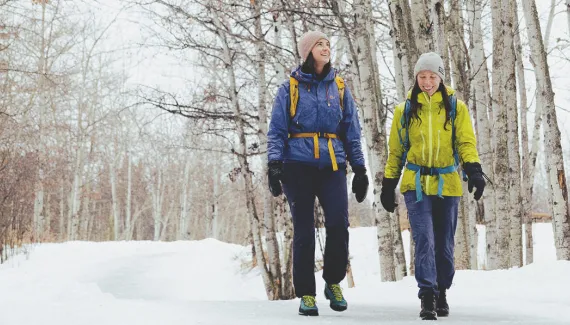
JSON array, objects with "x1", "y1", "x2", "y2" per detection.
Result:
[
  {"x1": 448, "y1": 0, "x2": 477, "y2": 269},
  {"x1": 125, "y1": 150, "x2": 132, "y2": 240},
  {"x1": 392, "y1": 203, "x2": 407, "y2": 279},
  {"x1": 489, "y1": 0, "x2": 511, "y2": 270},
  {"x1": 410, "y1": 0, "x2": 433, "y2": 53},
  {"x1": 430, "y1": 0, "x2": 447, "y2": 64},
  {"x1": 354, "y1": 0, "x2": 396, "y2": 282},
  {"x1": 33, "y1": 2, "x2": 47, "y2": 241},
  {"x1": 109, "y1": 151, "x2": 121, "y2": 241},
  {"x1": 210, "y1": 7, "x2": 276, "y2": 299},
  {"x1": 388, "y1": 0, "x2": 418, "y2": 99},
  {"x1": 179, "y1": 158, "x2": 191, "y2": 240},
  {"x1": 272, "y1": 2, "x2": 286, "y2": 82},
  {"x1": 59, "y1": 181, "x2": 66, "y2": 242},
  {"x1": 151, "y1": 170, "x2": 163, "y2": 241},
  {"x1": 278, "y1": 197, "x2": 294, "y2": 298},
  {"x1": 522, "y1": 0, "x2": 570, "y2": 260},
  {"x1": 254, "y1": 0, "x2": 283, "y2": 299},
  {"x1": 455, "y1": 181, "x2": 470, "y2": 269},
  {"x1": 467, "y1": 0, "x2": 496, "y2": 270},
  {"x1": 513, "y1": 2, "x2": 533, "y2": 264},
  {"x1": 543, "y1": 0, "x2": 556, "y2": 51},
  {"x1": 212, "y1": 159, "x2": 220, "y2": 239},
  {"x1": 447, "y1": 0, "x2": 469, "y2": 102},
  {"x1": 567, "y1": 0, "x2": 570, "y2": 35},
  {"x1": 505, "y1": 0, "x2": 522, "y2": 268}
]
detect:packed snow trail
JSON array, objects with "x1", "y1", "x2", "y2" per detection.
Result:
[{"x1": 0, "y1": 226, "x2": 568, "y2": 325}]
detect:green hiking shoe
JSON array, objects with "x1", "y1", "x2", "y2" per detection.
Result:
[
  {"x1": 324, "y1": 283, "x2": 347, "y2": 312},
  {"x1": 299, "y1": 295, "x2": 319, "y2": 316}
]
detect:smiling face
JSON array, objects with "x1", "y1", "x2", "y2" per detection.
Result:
[
  {"x1": 416, "y1": 70, "x2": 442, "y2": 96},
  {"x1": 310, "y1": 38, "x2": 330, "y2": 66}
]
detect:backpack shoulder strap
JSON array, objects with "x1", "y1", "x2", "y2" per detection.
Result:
[
  {"x1": 398, "y1": 99, "x2": 412, "y2": 167},
  {"x1": 335, "y1": 76, "x2": 345, "y2": 110},
  {"x1": 448, "y1": 94, "x2": 467, "y2": 180},
  {"x1": 289, "y1": 77, "x2": 299, "y2": 118}
]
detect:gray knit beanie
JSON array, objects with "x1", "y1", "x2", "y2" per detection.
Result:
[
  {"x1": 414, "y1": 52, "x2": 445, "y2": 81},
  {"x1": 297, "y1": 31, "x2": 329, "y2": 62}
]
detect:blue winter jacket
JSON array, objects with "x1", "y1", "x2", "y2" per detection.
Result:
[{"x1": 267, "y1": 66, "x2": 365, "y2": 169}]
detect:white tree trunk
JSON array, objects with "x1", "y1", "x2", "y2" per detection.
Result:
[
  {"x1": 447, "y1": 0, "x2": 469, "y2": 101},
  {"x1": 430, "y1": 0, "x2": 446, "y2": 61},
  {"x1": 505, "y1": 0, "x2": 522, "y2": 268},
  {"x1": 467, "y1": 0, "x2": 496, "y2": 270},
  {"x1": 392, "y1": 205, "x2": 406, "y2": 279},
  {"x1": 211, "y1": 159, "x2": 220, "y2": 239},
  {"x1": 567, "y1": 0, "x2": 570, "y2": 36},
  {"x1": 273, "y1": 2, "x2": 285, "y2": 82},
  {"x1": 179, "y1": 159, "x2": 191, "y2": 240},
  {"x1": 489, "y1": 0, "x2": 511, "y2": 270},
  {"x1": 59, "y1": 180, "x2": 66, "y2": 242},
  {"x1": 125, "y1": 150, "x2": 132, "y2": 240},
  {"x1": 522, "y1": 0, "x2": 570, "y2": 260},
  {"x1": 355, "y1": 0, "x2": 396, "y2": 282},
  {"x1": 514, "y1": 3, "x2": 533, "y2": 264},
  {"x1": 388, "y1": 0, "x2": 416, "y2": 99},
  {"x1": 254, "y1": 0, "x2": 282, "y2": 299},
  {"x1": 151, "y1": 170, "x2": 163, "y2": 241},
  {"x1": 109, "y1": 156, "x2": 121, "y2": 241},
  {"x1": 410, "y1": 0, "x2": 433, "y2": 53},
  {"x1": 210, "y1": 7, "x2": 275, "y2": 299},
  {"x1": 33, "y1": 2, "x2": 47, "y2": 242},
  {"x1": 543, "y1": 0, "x2": 556, "y2": 51}
]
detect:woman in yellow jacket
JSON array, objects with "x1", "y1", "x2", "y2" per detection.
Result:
[{"x1": 380, "y1": 52, "x2": 487, "y2": 320}]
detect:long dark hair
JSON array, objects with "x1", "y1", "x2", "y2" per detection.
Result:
[
  {"x1": 409, "y1": 81, "x2": 452, "y2": 130},
  {"x1": 301, "y1": 53, "x2": 331, "y2": 79}
]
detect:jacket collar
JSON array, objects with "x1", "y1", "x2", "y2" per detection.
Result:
[{"x1": 291, "y1": 65, "x2": 336, "y2": 84}]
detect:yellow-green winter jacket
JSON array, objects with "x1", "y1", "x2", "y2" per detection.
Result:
[{"x1": 384, "y1": 86, "x2": 480, "y2": 196}]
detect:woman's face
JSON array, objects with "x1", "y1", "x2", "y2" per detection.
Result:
[
  {"x1": 310, "y1": 38, "x2": 330, "y2": 66},
  {"x1": 416, "y1": 70, "x2": 441, "y2": 96}
]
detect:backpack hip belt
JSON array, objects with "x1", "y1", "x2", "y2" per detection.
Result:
[
  {"x1": 289, "y1": 132, "x2": 339, "y2": 171},
  {"x1": 405, "y1": 163, "x2": 457, "y2": 202}
]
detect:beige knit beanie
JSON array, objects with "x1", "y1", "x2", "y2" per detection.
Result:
[{"x1": 297, "y1": 31, "x2": 329, "y2": 62}]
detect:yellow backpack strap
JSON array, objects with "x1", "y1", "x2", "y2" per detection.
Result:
[
  {"x1": 289, "y1": 77, "x2": 299, "y2": 118},
  {"x1": 335, "y1": 76, "x2": 345, "y2": 110}
]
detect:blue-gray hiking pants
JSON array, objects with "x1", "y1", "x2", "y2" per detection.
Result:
[
  {"x1": 403, "y1": 191, "x2": 460, "y2": 298},
  {"x1": 282, "y1": 163, "x2": 349, "y2": 298}
]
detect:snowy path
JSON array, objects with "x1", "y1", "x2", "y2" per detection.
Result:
[{"x1": 0, "y1": 227, "x2": 569, "y2": 325}]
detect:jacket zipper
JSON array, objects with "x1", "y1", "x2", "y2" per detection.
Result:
[{"x1": 425, "y1": 92, "x2": 433, "y2": 192}]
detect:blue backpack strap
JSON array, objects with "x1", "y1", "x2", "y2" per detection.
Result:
[
  {"x1": 449, "y1": 95, "x2": 468, "y2": 181},
  {"x1": 398, "y1": 99, "x2": 412, "y2": 169}
]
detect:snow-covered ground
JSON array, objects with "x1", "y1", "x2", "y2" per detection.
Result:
[{"x1": 0, "y1": 223, "x2": 569, "y2": 324}]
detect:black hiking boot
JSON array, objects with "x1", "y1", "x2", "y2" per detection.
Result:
[
  {"x1": 436, "y1": 288, "x2": 449, "y2": 317},
  {"x1": 420, "y1": 291, "x2": 437, "y2": 320}
]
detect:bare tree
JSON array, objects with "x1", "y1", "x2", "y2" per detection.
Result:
[{"x1": 522, "y1": 0, "x2": 570, "y2": 260}]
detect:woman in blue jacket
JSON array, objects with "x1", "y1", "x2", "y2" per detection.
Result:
[{"x1": 267, "y1": 31, "x2": 369, "y2": 316}]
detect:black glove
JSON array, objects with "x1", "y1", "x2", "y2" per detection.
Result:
[
  {"x1": 268, "y1": 161, "x2": 283, "y2": 197},
  {"x1": 463, "y1": 162, "x2": 486, "y2": 201},
  {"x1": 380, "y1": 177, "x2": 399, "y2": 213},
  {"x1": 351, "y1": 165, "x2": 369, "y2": 203}
]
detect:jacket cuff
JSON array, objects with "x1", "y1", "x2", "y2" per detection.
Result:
[
  {"x1": 463, "y1": 162, "x2": 482, "y2": 176},
  {"x1": 352, "y1": 165, "x2": 366, "y2": 175}
]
